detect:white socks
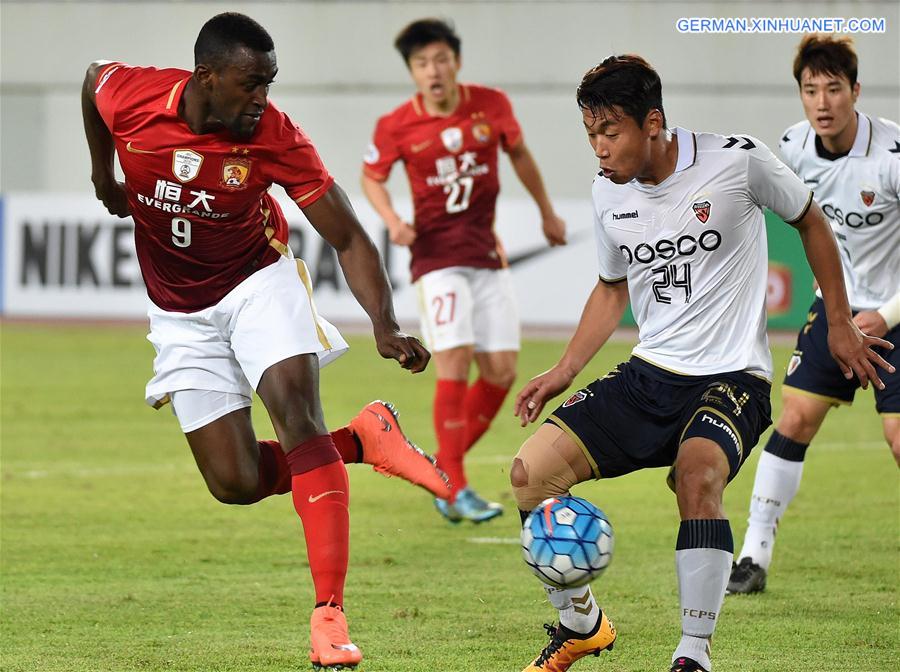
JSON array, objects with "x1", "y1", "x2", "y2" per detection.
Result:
[
  {"x1": 738, "y1": 450, "x2": 805, "y2": 569},
  {"x1": 542, "y1": 583, "x2": 600, "y2": 634},
  {"x1": 673, "y1": 519, "x2": 733, "y2": 671}
]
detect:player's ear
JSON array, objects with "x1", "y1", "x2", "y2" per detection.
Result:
[
  {"x1": 194, "y1": 64, "x2": 214, "y2": 90},
  {"x1": 645, "y1": 109, "x2": 663, "y2": 139},
  {"x1": 851, "y1": 81, "x2": 860, "y2": 102}
]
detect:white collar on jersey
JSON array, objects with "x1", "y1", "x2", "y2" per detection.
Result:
[
  {"x1": 672, "y1": 127, "x2": 697, "y2": 172},
  {"x1": 802, "y1": 112, "x2": 872, "y2": 157}
]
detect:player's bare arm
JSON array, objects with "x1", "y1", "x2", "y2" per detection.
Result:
[
  {"x1": 506, "y1": 141, "x2": 567, "y2": 246},
  {"x1": 790, "y1": 201, "x2": 895, "y2": 388},
  {"x1": 360, "y1": 174, "x2": 416, "y2": 246},
  {"x1": 515, "y1": 279, "x2": 629, "y2": 425},
  {"x1": 82, "y1": 61, "x2": 130, "y2": 218},
  {"x1": 302, "y1": 182, "x2": 430, "y2": 372}
]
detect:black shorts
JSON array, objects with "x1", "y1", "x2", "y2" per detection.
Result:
[
  {"x1": 783, "y1": 298, "x2": 900, "y2": 414},
  {"x1": 546, "y1": 357, "x2": 772, "y2": 482}
]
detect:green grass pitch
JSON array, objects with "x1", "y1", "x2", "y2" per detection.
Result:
[{"x1": 1, "y1": 324, "x2": 896, "y2": 671}]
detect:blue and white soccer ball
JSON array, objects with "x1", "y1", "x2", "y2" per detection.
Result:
[{"x1": 521, "y1": 496, "x2": 614, "y2": 588}]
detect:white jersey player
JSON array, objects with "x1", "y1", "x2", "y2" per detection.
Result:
[
  {"x1": 507, "y1": 54, "x2": 892, "y2": 672},
  {"x1": 730, "y1": 34, "x2": 900, "y2": 598},
  {"x1": 593, "y1": 127, "x2": 814, "y2": 381}
]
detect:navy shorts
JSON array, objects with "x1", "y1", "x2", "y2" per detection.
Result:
[
  {"x1": 547, "y1": 357, "x2": 772, "y2": 482},
  {"x1": 783, "y1": 298, "x2": 900, "y2": 414}
]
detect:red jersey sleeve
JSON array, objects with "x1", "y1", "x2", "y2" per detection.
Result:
[
  {"x1": 493, "y1": 90, "x2": 523, "y2": 152},
  {"x1": 264, "y1": 107, "x2": 335, "y2": 207},
  {"x1": 93, "y1": 62, "x2": 142, "y2": 131},
  {"x1": 362, "y1": 115, "x2": 401, "y2": 182}
]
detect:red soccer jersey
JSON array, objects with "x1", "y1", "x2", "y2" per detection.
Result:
[
  {"x1": 94, "y1": 62, "x2": 334, "y2": 312},
  {"x1": 363, "y1": 84, "x2": 522, "y2": 282}
]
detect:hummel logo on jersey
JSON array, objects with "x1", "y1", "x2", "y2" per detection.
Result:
[
  {"x1": 722, "y1": 136, "x2": 756, "y2": 150},
  {"x1": 365, "y1": 409, "x2": 392, "y2": 432},
  {"x1": 860, "y1": 191, "x2": 875, "y2": 207},
  {"x1": 308, "y1": 490, "x2": 345, "y2": 503},
  {"x1": 612, "y1": 210, "x2": 639, "y2": 220},
  {"x1": 692, "y1": 201, "x2": 711, "y2": 223},
  {"x1": 889, "y1": 141, "x2": 900, "y2": 154}
]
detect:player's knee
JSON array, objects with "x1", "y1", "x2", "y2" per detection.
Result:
[
  {"x1": 675, "y1": 452, "x2": 727, "y2": 516},
  {"x1": 885, "y1": 427, "x2": 900, "y2": 467},
  {"x1": 510, "y1": 457, "x2": 528, "y2": 488},
  {"x1": 489, "y1": 368, "x2": 517, "y2": 390},
  {"x1": 778, "y1": 398, "x2": 828, "y2": 442},
  {"x1": 206, "y1": 475, "x2": 257, "y2": 505},
  {"x1": 510, "y1": 432, "x2": 579, "y2": 511}
]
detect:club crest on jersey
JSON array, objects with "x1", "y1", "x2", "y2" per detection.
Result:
[
  {"x1": 220, "y1": 157, "x2": 251, "y2": 190},
  {"x1": 440, "y1": 127, "x2": 464, "y2": 153},
  {"x1": 860, "y1": 190, "x2": 875, "y2": 207},
  {"x1": 692, "y1": 200, "x2": 711, "y2": 223},
  {"x1": 472, "y1": 122, "x2": 492, "y2": 144},
  {"x1": 562, "y1": 390, "x2": 588, "y2": 408},
  {"x1": 172, "y1": 149, "x2": 203, "y2": 183}
]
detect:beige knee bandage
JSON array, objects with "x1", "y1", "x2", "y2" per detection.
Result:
[{"x1": 511, "y1": 424, "x2": 593, "y2": 512}]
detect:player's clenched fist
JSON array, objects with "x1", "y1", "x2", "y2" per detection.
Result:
[{"x1": 375, "y1": 329, "x2": 431, "y2": 373}]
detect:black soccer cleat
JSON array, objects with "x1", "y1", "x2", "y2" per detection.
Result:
[
  {"x1": 670, "y1": 656, "x2": 709, "y2": 672},
  {"x1": 727, "y1": 556, "x2": 767, "y2": 594}
]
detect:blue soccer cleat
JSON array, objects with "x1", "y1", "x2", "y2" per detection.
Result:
[{"x1": 435, "y1": 487, "x2": 503, "y2": 523}]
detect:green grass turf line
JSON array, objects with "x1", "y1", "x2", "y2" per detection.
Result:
[{"x1": 1, "y1": 324, "x2": 897, "y2": 671}]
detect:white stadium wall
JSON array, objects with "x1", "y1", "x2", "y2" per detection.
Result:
[{"x1": 2, "y1": 1, "x2": 898, "y2": 324}]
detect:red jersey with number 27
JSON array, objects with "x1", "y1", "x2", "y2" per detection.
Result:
[
  {"x1": 94, "y1": 62, "x2": 334, "y2": 312},
  {"x1": 363, "y1": 84, "x2": 522, "y2": 282}
]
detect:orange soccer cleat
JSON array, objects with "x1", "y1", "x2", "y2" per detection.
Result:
[
  {"x1": 522, "y1": 611, "x2": 617, "y2": 672},
  {"x1": 349, "y1": 400, "x2": 451, "y2": 499},
  {"x1": 309, "y1": 605, "x2": 363, "y2": 670}
]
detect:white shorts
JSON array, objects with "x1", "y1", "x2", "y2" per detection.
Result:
[
  {"x1": 145, "y1": 255, "x2": 349, "y2": 422},
  {"x1": 415, "y1": 266, "x2": 520, "y2": 353}
]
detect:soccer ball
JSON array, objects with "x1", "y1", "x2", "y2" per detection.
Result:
[{"x1": 521, "y1": 496, "x2": 614, "y2": 588}]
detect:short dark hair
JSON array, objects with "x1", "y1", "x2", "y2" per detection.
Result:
[
  {"x1": 576, "y1": 54, "x2": 666, "y2": 129},
  {"x1": 793, "y1": 34, "x2": 858, "y2": 86},
  {"x1": 194, "y1": 12, "x2": 275, "y2": 70},
  {"x1": 394, "y1": 18, "x2": 461, "y2": 63}
]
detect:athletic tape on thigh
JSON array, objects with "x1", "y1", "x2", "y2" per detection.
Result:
[{"x1": 511, "y1": 428, "x2": 583, "y2": 511}]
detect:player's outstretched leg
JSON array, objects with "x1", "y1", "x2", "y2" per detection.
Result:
[
  {"x1": 512, "y1": 426, "x2": 615, "y2": 670},
  {"x1": 309, "y1": 604, "x2": 363, "y2": 670},
  {"x1": 342, "y1": 400, "x2": 451, "y2": 499}
]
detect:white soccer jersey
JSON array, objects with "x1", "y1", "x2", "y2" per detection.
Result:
[
  {"x1": 593, "y1": 128, "x2": 812, "y2": 379},
  {"x1": 779, "y1": 113, "x2": 900, "y2": 310}
]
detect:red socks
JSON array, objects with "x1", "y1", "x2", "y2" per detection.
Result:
[
  {"x1": 253, "y1": 429, "x2": 361, "y2": 505},
  {"x1": 463, "y1": 378, "x2": 510, "y2": 453},
  {"x1": 252, "y1": 440, "x2": 292, "y2": 501},
  {"x1": 434, "y1": 379, "x2": 468, "y2": 497},
  {"x1": 331, "y1": 426, "x2": 363, "y2": 464},
  {"x1": 285, "y1": 435, "x2": 349, "y2": 608}
]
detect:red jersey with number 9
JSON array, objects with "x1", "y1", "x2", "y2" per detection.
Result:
[
  {"x1": 94, "y1": 62, "x2": 334, "y2": 312},
  {"x1": 363, "y1": 84, "x2": 522, "y2": 282}
]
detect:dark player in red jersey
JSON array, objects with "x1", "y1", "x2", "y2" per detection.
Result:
[
  {"x1": 361, "y1": 18, "x2": 567, "y2": 522},
  {"x1": 82, "y1": 13, "x2": 449, "y2": 670}
]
